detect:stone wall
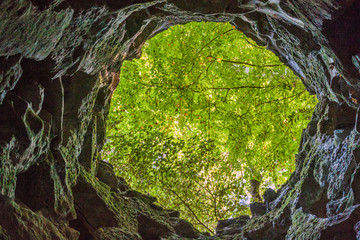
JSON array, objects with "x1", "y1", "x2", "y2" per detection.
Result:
[{"x1": 0, "y1": 0, "x2": 360, "y2": 239}]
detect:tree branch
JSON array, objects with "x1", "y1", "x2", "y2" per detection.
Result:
[
  {"x1": 206, "y1": 85, "x2": 278, "y2": 90},
  {"x1": 238, "y1": 90, "x2": 306, "y2": 118},
  {"x1": 159, "y1": 179, "x2": 215, "y2": 234},
  {"x1": 198, "y1": 28, "x2": 235, "y2": 54},
  {"x1": 244, "y1": 38, "x2": 264, "y2": 49},
  {"x1": 208, "y1": 55, "x2": 283, "y2": 68}
]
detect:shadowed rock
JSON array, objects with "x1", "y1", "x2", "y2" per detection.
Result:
[
  {"x1": 216, "y1": 215, "x2": 250, "y2": 235},
  {"x1": 1, "y1": 0, "x2": 360, "y2": 239}
]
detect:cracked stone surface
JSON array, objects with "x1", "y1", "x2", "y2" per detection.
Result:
[{"x1": 1, "y1": 0, "x2": 360, "y2": 239}]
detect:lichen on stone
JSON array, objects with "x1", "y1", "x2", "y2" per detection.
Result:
[{"x1": 1, "y1": 0, "x2": 360, "y2": 239}]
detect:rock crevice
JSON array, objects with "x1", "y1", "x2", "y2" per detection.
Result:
[{"x1": 1, "y1": 0, "x2": 360, "y2": 239}]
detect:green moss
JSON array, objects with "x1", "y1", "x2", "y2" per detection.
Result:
[
  {"x1": 79, "y1": 166, "x2": 139, "y2": 233},
  {"x1": 286, "y1": 209, "x2": 326, "y2": 240},
  {"x1": 0, "y1": 137, "x2": 18, "y2": 199},
  {"x1": 11, "y1": 201, "x2": 68, "y2": 240},
  {"x1": 0, "y1": 224, "x2": 10, "y2": 240},
  {"x1": 48, "y1": 152, "x2": 76, "y2": 219}
]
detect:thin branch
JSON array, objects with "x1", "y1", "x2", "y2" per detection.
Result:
[
  {"x1": 253, "y1": 90, "x2": 305, "y2": 107},
  {"x1": 138, "y1": 84, "x2": 281, "y2": 91},
  {"x1": 208, "y1": 55, "x2": 283, "y2": 68},
  {"x1": 197, "y1": 60, "x2": 215, "y2": 82},
  {"x1": 180, "y1": 27, "x2": 234, "y2": 77},
  {"x1": 244, "y1": 38, "x2": 264, "y2": 49},
  {"x1": 238, "y1": 90, "x2": 306, "y2": 119},
  {"x1": 160, "y1": 180, "x2": 215, "y2": 234},
  {"x1": 213, "y1": 193, "x2": 219, "y2": 221},
  {"x1": 191, "y1": 180, "x2": 221, "y2": 222},
  {"x1": 271, "y1": 125, "x2": 291, "y2": 155},
  {"x1": 208, "y1": 97, "x2": 211, "y2": 140},
  {"x1": 206, "y1": 85, "x2": 278, "y2": 90},
  {"x1": 197, "y1": 28, "x2": 235, "y2": 54},
  {"x1": 223, "y1": 89, "x2": 230, "y2": 102}
]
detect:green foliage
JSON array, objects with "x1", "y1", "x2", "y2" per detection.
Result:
[{"x1": 102, "y1": 22, "x2": 317, "y2": 232}]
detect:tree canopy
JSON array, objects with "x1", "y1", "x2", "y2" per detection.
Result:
[{"x1": 102, "y1": 22, "x2": 317, "y2": 233}]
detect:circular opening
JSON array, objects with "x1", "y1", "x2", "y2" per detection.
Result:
[{"x1": 102, "y1": 22, "x2": 317, "y2": 233}]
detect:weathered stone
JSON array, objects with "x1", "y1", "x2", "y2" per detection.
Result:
[
  {"x1": 96, "y1": 161, "x2": 130, "y2": 192},
  {"x1": 1, "y1": 0, "x2": 360, "y2": 239},
  {"x1": 166, "y1": 209, "x2": 180, "y2": 218},
  {"x1": 71, "y1": 175, "x2": 119, "y2": 236},
  {"x1": 94, "y1": 227, "x2": 141, "y2": 240},
  {"x1": 137, "y1": 213, "x2": 172, "y2": 240},
  {"x1": 216, "y1": 215, "x2": 250, "y2": 235},
  {"x1": 244, "y1": 207, "x2": 292, "y2": 240},
  {"x1": 263, "y1": 188, "x2": 276, "y2": 203},
  {"x1": 250, "y1": 202, "x2": 267, "y2": 217},
  {"x1": 171, "y1": 218, "x2": 200, "y2": 238},
  {"x1": 0, "y1": 194, "x2": 79, "y2": 240},
  {"x1": 263, "y1": 188, "x2": 277, "y2": 211}
]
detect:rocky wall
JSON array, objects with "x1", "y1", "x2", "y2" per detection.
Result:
[{"x1": 0, "y1": 0, "x2": 360, "y2": 239}]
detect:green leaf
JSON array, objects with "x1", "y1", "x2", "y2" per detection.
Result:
[{"x1": 102, "y1": 21, "x2": 317, "y2": 233}]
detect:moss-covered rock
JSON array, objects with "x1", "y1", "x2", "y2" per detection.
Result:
[{"x1": 1, "y1": 0, "x2": 360, "y2": 239}]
